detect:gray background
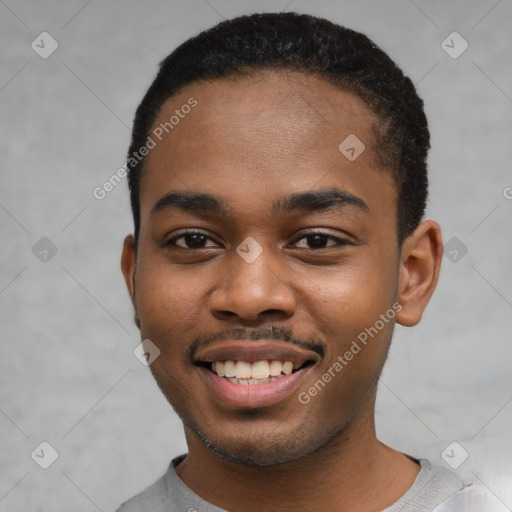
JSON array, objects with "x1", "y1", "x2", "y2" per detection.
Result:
[{"x1": 1, "y1": 0, "x2": 511, "y2": 510}]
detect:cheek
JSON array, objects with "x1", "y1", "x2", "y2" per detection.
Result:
[
  {"x1": 305, "y1": 282, "x2": 396, "y2": 380},
  {"x1": 296, "y1": 252, "x2": 399, "y2": 341},
  {"x1": 297, "y1": 273, "x2": 397, "y2": 417},
  {"x1": 134, "y1": 261, "x2": 206, "y2": 349}
]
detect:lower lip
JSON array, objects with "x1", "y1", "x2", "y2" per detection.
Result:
[{"x1": 198, "y1": 366, "x2": 311, "y2": 408}]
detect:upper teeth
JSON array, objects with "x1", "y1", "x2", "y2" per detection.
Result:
[{"x1": 213, "y1": 360, "x2": 297, "y2": 379}]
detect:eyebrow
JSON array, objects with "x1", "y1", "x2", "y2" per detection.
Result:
[
  {"x1": 150, "y1": 188, "x2": 369, "y2": 218},
  {"x1": 151, "y1": 192, "x2": 230, "y2": 217},
  {"x1": 272, "y1": 188, "x2": 369, "y2": 216}
]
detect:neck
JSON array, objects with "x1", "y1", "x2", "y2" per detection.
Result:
[{"x1": 175, "y1": 390, "x2": 420, "y2": 512}]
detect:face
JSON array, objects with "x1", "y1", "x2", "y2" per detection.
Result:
[{"x1": 123, "y1": 70, "x2": 409, "y2": 465}]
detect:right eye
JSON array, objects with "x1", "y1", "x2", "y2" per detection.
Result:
[{"x1": 166, "y1": 230, "x2": 220, "y2": 249}]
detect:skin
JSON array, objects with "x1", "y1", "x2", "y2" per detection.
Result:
[{"x1": 121, "y1": 70, "x2": 443, "y2": 512}]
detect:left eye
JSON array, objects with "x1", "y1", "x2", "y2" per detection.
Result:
[{"x1": 292, "y1": 233, "x2": 347, "y2": 249}]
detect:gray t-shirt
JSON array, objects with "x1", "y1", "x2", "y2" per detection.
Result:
[{"x1": 115, "y1": 454, "x2": 484, "y2": 512}]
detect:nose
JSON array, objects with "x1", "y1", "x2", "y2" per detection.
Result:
[{"x1": 208, "y1": 249, "x2": 296, "y2": 324}]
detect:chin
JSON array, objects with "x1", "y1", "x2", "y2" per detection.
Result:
[
  {"x1": 203, "y1": 436, "x2": 308, "y2": 467},
  {"x1": 187, "y1": 417, "x2": 335, "y2": 467}
]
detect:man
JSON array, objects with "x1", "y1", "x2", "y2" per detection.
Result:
[{"x1": 117, "y1": 12, "x2": 481, "y2": 511}]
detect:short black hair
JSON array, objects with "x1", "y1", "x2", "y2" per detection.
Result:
[{"x1": 127, "y1": 12, "x2": 429, "y2": 248}]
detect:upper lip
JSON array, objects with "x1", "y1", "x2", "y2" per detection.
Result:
[{"x1": 194, "y1": 340, "x2": 321, "y2": 365}]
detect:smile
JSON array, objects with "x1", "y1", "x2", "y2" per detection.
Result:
[
  {"x1": 210, "y1": 359, "x2": 307, "y2": 384},
  {"x1": 194, "y1": 340, "x2": 319, "y2": 407}
]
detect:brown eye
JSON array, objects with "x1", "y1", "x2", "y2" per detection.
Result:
[
  {"x1": 293, "y1": 232, "x2": 348, "y2": 249},
  {"x1": 167, "y1": 231, "x2": 218, "y2": 249}
]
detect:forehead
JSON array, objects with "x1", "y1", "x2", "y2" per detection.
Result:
[
  {"x1": 140, "y1": 70, "x2": 396, "y2": 220},
  {"x1": 152, "y1": 70, "x2": 378, "y2": 156}
]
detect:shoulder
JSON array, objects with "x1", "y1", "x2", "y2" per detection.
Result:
[
  {"x1": 386, "y1": 458, "x2": 503, "y2": 512},
  {"x1": 114, "y1": 454, "x2": 225, "y2": 512},
  {"x1": 114, "y1": 462, "x2": 176, "y2": 512},
  {"x1": 433, "y1": 481, "x2": 505, "y2": 512}
]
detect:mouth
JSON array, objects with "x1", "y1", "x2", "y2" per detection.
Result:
[
  {"x1": 197, "y1": 359, "x2": 313, "y2": 385},
  {"x1": 194, "y1": 341, "x2": 319, "y2": 408}
]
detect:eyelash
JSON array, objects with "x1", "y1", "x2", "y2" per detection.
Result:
[
  {"x1": 166, "y1": 230, "x2": 219, "y2": 249},
  {"x1": 165, "y1": 230, "x2": 351, "y2": 250}
]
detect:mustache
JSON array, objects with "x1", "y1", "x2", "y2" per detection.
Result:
[{"x1": 188, "y1": 325, "x2": 325, "y2": 361}]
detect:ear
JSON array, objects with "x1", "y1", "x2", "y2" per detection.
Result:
[
  {"x1": 395, "y1": 220, "x2": 443, "y2": 327},
  {"x1": 121, "y1": 234, "x2": 140, "y2": 328}
]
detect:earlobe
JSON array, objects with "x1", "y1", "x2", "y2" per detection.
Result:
[{"x1": 395, "y1": 220, "x2": 443, "y2": 327}]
